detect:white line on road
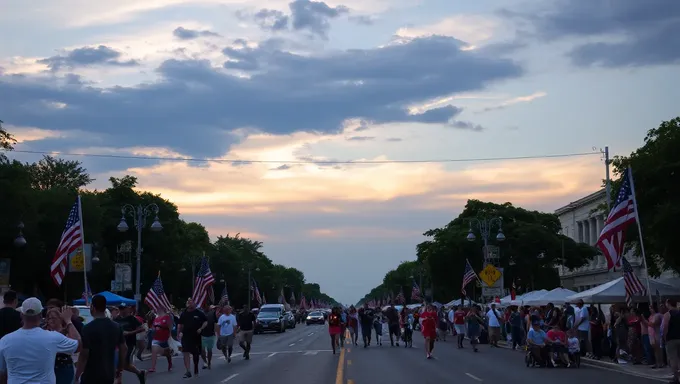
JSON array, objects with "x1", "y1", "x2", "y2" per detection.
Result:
[
  {"x1": 308, "y1": 333, "x2": 314, "y2": 336},
  {"x1": 298, "y1": 339, "x2": 303, "y2": 342},
  {"x1": 289, "y1": 343, "x2": 296, "y2": 346},
  {"x1": 267, "y1": 352, "x2": 277, "y2": 358},
  {"x1": 465, "y1": 373, "x2": 483, "y2": 382},
  {"x1": 221, "y1": 374, "x2": 239, "y2": 383},
  {"x1": 303, "y1": 351, "x2": 319, "y2": 355}
]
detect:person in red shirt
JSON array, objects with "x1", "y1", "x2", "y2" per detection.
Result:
[
  {"x1": 328, "y1": 307, "x2": 343, "y2": 354},
  {"x1": 420, "y1": 303, "x2": 438, "y2": 359},
  {"x1": 453, "y1": 306, "x2": 467, "y2": 349},
  {"x1": 546, "y1": 325, "x2": 569, "y2": 366},
  {"x1": 149, "y1": 308, "x2": 173, "y2": 373}
]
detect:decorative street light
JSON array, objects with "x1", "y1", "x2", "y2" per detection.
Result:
[
  {"x1": 117, "y1": 203, "x2": 162, "y2": 308},
  {"x1": 13, "y1": 222, "x2": 26, "y2": 248},
  {"x1": 466, "y1": 217, "x2": 505, "y2": 264}
]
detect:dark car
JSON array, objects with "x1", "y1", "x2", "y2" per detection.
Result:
[
  {"x1": 306, "y1": 311, "x2": 325, "y2": 325},
  {"x1": 284, "y1": 311, "x2": 296, "y2": 329},
  {"x1": 255, "y1": 306, "x2": 286, "y2": 334}
]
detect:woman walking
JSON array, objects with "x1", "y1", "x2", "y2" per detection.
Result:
[
  {"x1": 421, "y1": 304, "x2": 438, "y2": 359},
  {"x1": 328, "y1": 307, "x2": 343, "y2": 354},
  {"x1": 149, "y1": 307, "x2": 173, "y2": 373},
  {"x1": 347, "y1": 306, "x2": 359, "y2": 346},
  {"x1": 466, "y1": 306, "x2": 484, "y2": 353}
]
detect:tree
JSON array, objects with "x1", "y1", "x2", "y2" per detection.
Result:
[
  {"x1": 28, "y1": 156, "x2": 93, "y2": 191},
  {"x1": 359, "y1": 199, "x2": 598, "y2": 303},
  {"x1": 607, "y1": 117, "x2": 680, "y2": 274},
  {"x1": 0, "y1": 120, "x2": 15, "y2": 151}
]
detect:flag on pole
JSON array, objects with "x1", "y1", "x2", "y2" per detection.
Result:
[
  {"x1": 278, "y1": 288, "x2": 287, "y2": 305},
  {"x1": 262, "y1": 292, "x2": 267, "y2": 304},
  {"x1": 622, "y1": 256, "x2": 646, "y2": 308},
  {"x1": 597, "y1": 169, "x2": 637, "y2": 270},
  {"x1": 289, "y1": 290, "x2": 296, "y2": 305},
  {"x1": 461, "y1": 259, "x2": 478, "y2": 295},
  {"x1": 410, "y1": 280, "x2": 422, "y2": 302},
  {"x1": 219, "y1": 285, "x2": 229, "y2": 306},
  {"x1": 145, "y1": 272, "x2": 172, "y2": 313},
  {"x1": 251, "y1": 278, "x2": 262, "y2": 307},
  {"x1": 299, "y1": 295, "x2": 306, "y2": 310},
  {"x1": 395, "y1": 288, "x2": 405, "y2": 304},
  {"x1": 191, "y1": 256, "x2": 215, "y2": 307},
  {"x1": 82, "y1": 280, "x2": 92, "y2": 305},
  {"x1": 511, "y1": 280, "x2": 517, "y2": 301},
  {"x1": 50, "y1": 197, "x2": 84, "y2": 287},
  {"x1": 207, "y1": 286, "x2": 215, "y2": 304}
]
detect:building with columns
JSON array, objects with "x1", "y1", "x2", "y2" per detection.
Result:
[{"x1": 554, "y1": 189, "x2": 646, "y2": 291}]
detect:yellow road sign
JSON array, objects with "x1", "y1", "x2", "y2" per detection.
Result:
[{"x1": 480, "y1": 264, "x2": 502, "y2": 287}]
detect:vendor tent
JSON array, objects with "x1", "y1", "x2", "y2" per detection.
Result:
[
  {"x1": 445, "y1": 299, "x2": 478, "y2": 307},
  {"x1": 73, "y1": 291, "x2": 136, "y2": 306},
  {"x1": 497, "y1": 290, "x2": 547, "y2": 306},
  {"x1": 523, "y1": 288, "x2": 577, "y2": 306},
  {"x1": 565, "y1": 277, "x2": 680, "y2": 304}
]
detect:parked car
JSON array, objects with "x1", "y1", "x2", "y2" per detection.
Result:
[
  {"x1": 255, "y1": 304, "x2": 286, "y2": 334},
  {"x1": 284, "y1": 311, "x2": 296, "y2": 329},
  {"x1": 306, "y1": 311, "x2": 325, "y2": 325}
]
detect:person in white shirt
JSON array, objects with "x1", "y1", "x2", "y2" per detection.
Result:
[
  {"x1": 447, "y1": 307, "x2": 455, "y2": 336},
  {"x1": 573, "y1": 299, "x2": 590, "y2": 355},
  {"x1": 486, "y1": 304, "x2": 503, "y2": 347},
  {"x1": 0, "y1": 297, "x2": 81, "y2": 384},
  {"x1": 216, "y1": 306, "x2": 238, "y2": 364}
]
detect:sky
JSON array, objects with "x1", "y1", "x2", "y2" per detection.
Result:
[{"x1": 1, "y1": 0, "x2": 679, "y2": 304}]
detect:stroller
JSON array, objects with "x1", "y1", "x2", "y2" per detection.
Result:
[{"x1": 402, "y1": 316, "x2": 414, "y2": 348}]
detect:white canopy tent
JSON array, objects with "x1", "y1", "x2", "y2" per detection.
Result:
[
  {"x1": 444, "y1": 298, "x2": 478, "y2": 307},
  {"x1": 523, "y1": 288, "x2": 578, "y2": 306},
  {"x1": 565, "y1": 277, "x2": 680, "y2": 304},
  {"x1": 497, "y1": 289, "x2": 548, "y2": 306}
]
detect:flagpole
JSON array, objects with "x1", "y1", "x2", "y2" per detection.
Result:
[
  {"x1": 77, "y1": 195, "x2": 89, "y2": 306},
  {"x1": 627, "y1": 166, "x2": 653, "y2": 303}
]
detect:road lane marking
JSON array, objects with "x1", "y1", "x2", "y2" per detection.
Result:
[
  {"x1": 335, "y1": 345, "x2": 346, "y2": 384},
  {"x1": 303, "y1": 351, "x2": 318, "y2": 355},
  {"x1": 465, "y1": 373, "x2": 482, "y2": 382},
  {"x1": 298, "y1": 339, "x2": 303, "y2": 342},
  {"x1": 267, "y1": 353, "x2": 277, "y2": 358},
  {"x1": 221, "y1": 374, "x2": 239, "y2": 382},
  {"x1": 581, "y1": 363, "x2": 666, "y2": 382},
  {"x1": 308, "y1": 333, "x2": 314, "y2": 336},
  {"x1": 289, "y1": 343, "x2": 296, "y2": 346}
]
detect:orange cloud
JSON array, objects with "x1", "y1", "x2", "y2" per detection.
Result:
[{"x1": 308, "y1": 227, "x2": 421, "y2": 239}]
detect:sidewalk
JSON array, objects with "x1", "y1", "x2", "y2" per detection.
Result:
[{"x1": 497, "y1": 340, "x2": 671, "y2": 382}]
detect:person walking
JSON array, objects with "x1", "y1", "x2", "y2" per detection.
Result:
[
  {"x1": 148, "y1": 307, "x2": 173, "y2": 373},
  {"x1": 200, "y1": 304, "x2": 218, "y2": 370},
  {"x1": 178, "y1": 299, "x2": 208, "y2": 379},
  {"x1": 358, "y1": 303, "x2": 374, "y2": 348},
  {"x1": 76, "y1": 294, "x2": 127, "y2": 384},
  {"x1": 236, "y1": 306, "x2": 256, "y2": 360},
  {"x1": 216, "y1": 306, "x2": 237, "y2": 363},
  {"x1": 114, "y1": 303, "x2": 147, "y2": 383},
  {"x1": 0, "y1": 291, "x2": 21, "y2": 340},
  {"x1": 421, "y1": 303, "x2": 438, "y2": 359},
  {"x1": 383, "y1": 303, "x2": 400, "y2": 347},
  {"x1": 328, "y1": 307, "x2": 343, "y2": 354}
]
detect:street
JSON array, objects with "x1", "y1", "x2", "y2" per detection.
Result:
[{"x1": 121, "y1": 326, "x2": 665, "y2": 383}]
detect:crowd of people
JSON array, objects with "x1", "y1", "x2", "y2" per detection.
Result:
[{"x1": 0, "y1": 290, "x2": 262, "y2": 383}]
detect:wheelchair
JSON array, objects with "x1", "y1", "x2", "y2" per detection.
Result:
[{"x1": 525, "y1": 347, "x2": 580, "y2": 368}]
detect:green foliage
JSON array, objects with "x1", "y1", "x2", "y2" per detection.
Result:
[
  {"x1": 0, "y1": 126, "x2": 337, "y2": 307},
  {"x1": 605, "y1": 117, "x2": 680, "y2": 275},
  {"x1": 360, "y1": 200, "x2": 598, "y2": 304},
  {"x1": 0, "y1": 120, "x2": 15, "y2": 151}
]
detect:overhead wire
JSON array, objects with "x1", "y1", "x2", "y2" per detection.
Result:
[{"x1": 1, "y1": 149, "x2": 602, "y2": 164}]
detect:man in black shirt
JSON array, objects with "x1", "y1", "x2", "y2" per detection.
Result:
[
  {"x1": 236, "y1": 306, "x2": 256, "y2": 360},
  {"x1": 76, "y1": 295, "x2": 126, "y2": 384},
  {"x1": 114, "y1": 303, "x2": 146, "y2": 383},
  {"x1": 0, "y1": 291, "x2": 21, "y2": 339},
  {"x1": 178, "y1": 299, "x2": 207, "y2": 379},
  {"x1": 200, "y1": 303, "x2": 218, "y2": 369},
  {"x1": 358, "y1": 303, "x2": 374, "y2": 348},
  {"x1": 383, "y1": 303, "x2": 400, "y2": 347}
]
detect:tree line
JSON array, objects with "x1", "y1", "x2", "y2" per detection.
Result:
[
  {"x1": 358, "y1": 117, "x2": 680, "y2": 306},
  {"x1": 0, "y1": 123, "x2": 338, "y2": 307}
]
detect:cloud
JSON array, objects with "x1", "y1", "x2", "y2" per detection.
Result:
[
  {"x1": 289, "y1": 0, "x2": 349, "y2": 39},
  {"x1": 37, "y1": 45, "x2": 139, "y2": 71},
  {"x1": 253, "y1": 9, "x2": 290, "y2": 31},
  {"x1": 346, "y1": 136, "x2": 374, "y2": 141},
  {"x1": 172, "y1": 27, "x2": 220, "y2": 40},
  {"x1": 349, "y1": 15, "x2": 375, "y2": 26},
  {"x1": 506, "y1": 0, "x2": 680, "y2": 67},
  {"x1": 480, "y1": 91, "x2": 547, "y2": 113},
  {"x1": 0, "y1": 36, "x2": 521, "y2": 157},
  {"x1": 395, "y1": 15, "x2": 501, "y2": 47},
  {"x1": 385, "y1": 138, "x2": 402, "y2": 142}
]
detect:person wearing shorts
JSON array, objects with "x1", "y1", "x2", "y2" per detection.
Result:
[
  {"x1": 237, "y1": 306, "x2": 256, "y2": 360},
  {"x1": 178, "y1": 299, "x2": 207, "y2": 379},
  {"x1": 149, "y1": 308, "x2": 173, "y2": 373},
  {"x1": 200, "y1": 303, "x2": 219, "y2": 370},
  {"x1": 217, "y1": 305, "x2": 238, "y2": 363},
  {"x1": 453, "y1": 306, "x2": 467, "y2": 348},
  {"x1": 114, "y1": 303, "x2": 147, "y2": 383}
]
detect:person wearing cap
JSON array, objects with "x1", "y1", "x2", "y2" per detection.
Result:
[
  {"x1": 114, "y1": 303, "x2": 147, "y2": 383},
  {"x1": 0, "y1": 297, "x2": 80, "y2": 383}
]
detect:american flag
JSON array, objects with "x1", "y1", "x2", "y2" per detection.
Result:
[
  {"x1": 191, "y1": 256, "x2": 215, "y2": 307},
  {"x1": 622, "y1": 257, "x2": 646, "y2": 308},
  {"x1": 207, "y1": 286, "x2": 215, "y2": 304},
  {"x1": 395, "y1": 288, "x2": 405, "y2": 304},
  {"x1": 461, "y1": 259, "x2": 478, "y2": 295},
  {"x1": 411, "y1": 280, "x2": 421, "y2": 302},
  {"x1": 145, "y1": 272, "x2": 172, "y2": 313},
  {"x1": 289, "y1": 290, "x2": 296, "y2": 305},
  {"x1": 51, "y1": 197, "x2": 84, "y2": 287},
  {"x1": 219, "y1": 285, "x2": 229, "y2": 306},
  {"x1": 278, "y1": 288, "x2": 287, "y2": 305},
  {"x1": 299, "y1": 295, "x2": 307, "y2": 310},
  {"x1": 251, "y1": 278, "x2": 262, "y2": 307},
  {"x1": 82, "y1": 280, "x2": 92, "y2": 305},
  {"x1": 597, "y1": 168, "x2": 637, "y2": 270}
]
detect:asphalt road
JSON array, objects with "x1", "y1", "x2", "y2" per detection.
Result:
[{"x1": 121, "y1": 326, "x2": 665, "y2": 383}]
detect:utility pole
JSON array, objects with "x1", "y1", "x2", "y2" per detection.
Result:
[{"x1": 604, "y1": 146, "x2": 612, "y2": 211}]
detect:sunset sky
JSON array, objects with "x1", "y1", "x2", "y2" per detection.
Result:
[{"x1": 1, "y1": 0, "x2": 678, "y2": 304}]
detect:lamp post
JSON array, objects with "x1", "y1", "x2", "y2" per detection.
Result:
[
  {"x1": 466, "y1": 217, "x2": 505, "y2": 265},
  {"x1": 117, "y1": 204, "x2": 162, "y2": 308},
  {"x1": 13, "y1": 221, "x2": 26, "y2": 248}
]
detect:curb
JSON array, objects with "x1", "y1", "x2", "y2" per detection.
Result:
[{"x1": 496, "y1": 341, "x2": 669, "y2": 381}]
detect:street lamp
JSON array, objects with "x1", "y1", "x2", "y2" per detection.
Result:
[
  {"x1": 117, "y1": 203, "x2": 162, "y2": 308},
  {"x1": 13, "y1": 222, "x2": 26, "y2": 248},
  {"x1": 466, "y1": 217, "x2": 505, "y2": 263}
]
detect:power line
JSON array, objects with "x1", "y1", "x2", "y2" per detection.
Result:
[{"x1": 2, "y1": 149, "x2": 601, "y2": 165}]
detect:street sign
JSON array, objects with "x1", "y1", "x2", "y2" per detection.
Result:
[
  {"x1": 480, "y1": 264, "x2": 502, "y2": 287},
  {"x1": 482, "y1": 287, "x2": 502, "y2": 297}
]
